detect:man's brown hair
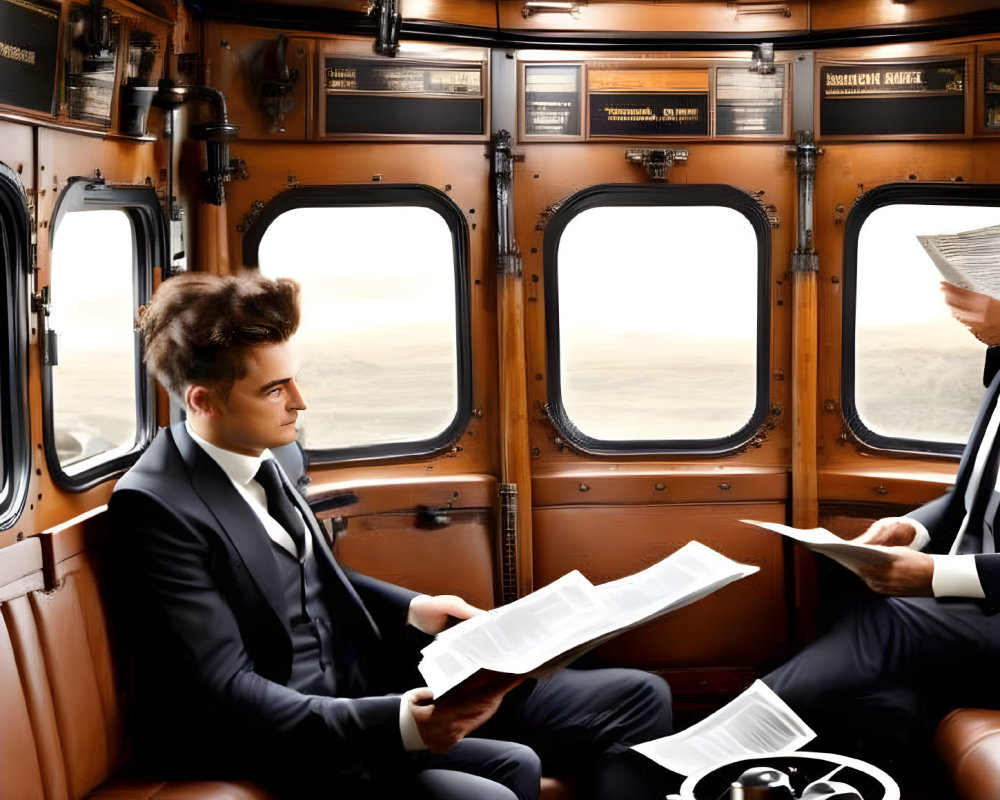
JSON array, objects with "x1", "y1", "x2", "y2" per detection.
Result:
[{"x1": 138, "y1": 271, "x2": 300, "y2": 399}]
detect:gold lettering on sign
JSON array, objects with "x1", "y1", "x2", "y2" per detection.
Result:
[{"x1": 0, "y1": 41, "x2": 36, "y2": 65}]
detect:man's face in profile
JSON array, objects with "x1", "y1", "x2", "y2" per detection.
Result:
[{"x1": 206, "y1": 341, "x2": 306, "y2": 456}]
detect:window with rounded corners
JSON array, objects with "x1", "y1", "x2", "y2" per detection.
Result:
[
  {"x1": 544, "y1": 184, "x2": 771, "y2": 455},
  {"x1": 0, "y1": 161, "x2": 30, "y2": 529},
  {"x1": 243, "y1": 185, "x2": 471, "y2": 463},
  {"x1": 843, "y1": 183, "x2": 1000, "y2": 456},
  {"x1": 44, "y1": 179, "x2": 163, "y2": 490}
]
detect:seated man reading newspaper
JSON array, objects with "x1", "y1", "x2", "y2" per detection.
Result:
[{"x1": 763, "y1": 280, "x2": 1000, "y2": 784}]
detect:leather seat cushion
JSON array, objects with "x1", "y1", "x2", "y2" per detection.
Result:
[
  {"x1": 935, "y1": 708, "x2": 1000, "y2": 800},
  {"x1": 85, "y1": 776, "x2": 275, "y2": 799}
]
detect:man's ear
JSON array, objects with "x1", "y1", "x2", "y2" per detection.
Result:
[{"x1": 185, "y1": 384, "x2": 217, "y2": 416}]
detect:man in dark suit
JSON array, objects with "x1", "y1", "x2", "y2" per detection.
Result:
[
  {"x1": 765, "y1": 282, "x2": 1000, "y2": 777},
  {"x1": 111, "y1": 271, "x2": 673, "y2": 800}
]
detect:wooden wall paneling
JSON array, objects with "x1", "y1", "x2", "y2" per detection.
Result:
[
  {"x1": 23, "y1": 128, "x2": 161, "y2": 537},
  {"x1": 399, "y1": 0, "x2": 497, "y2": 26},
  {"x1": 201, "y1": 21, "x2": 312, "y2": 141},
  {"x1": 334, "y1": 510, "x2": 497, "y2": 608},
  {"x1": 791, "y1": 269, "x2": 819, "y2": 527},
  {"x1": 498, "y1": 1, "x2": 808, "y2": 34},
  {"x1": 224, "y1": 138, "x2": 498, "y2": 476},
  {"x1": 497, "y1": 264, "x2": 535, "y2": 597},
  {"x1": 811, "y1": 0, "x2": 1000, "y2": 31},
  {"x1": 815, "y1": 138, "x2": 1000, "y2": 488},
  {"x1": 532, "y1": 502, "x2": 789, "y2": 669},
  {"x1": 516, "y1": 140, "x2": 796, "y2": 470}
]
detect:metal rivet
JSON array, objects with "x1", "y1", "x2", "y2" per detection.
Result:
[
  {"x1": 874, "y1": 485, "x2": 888, "y2": 496},
  {"x1": 718, "y1": 482, "x2": 732, "y2": 491},
  {"x1": 579, "y1": 483, "x2": 590, "y2": 492},
  {"x1": 655, "y1": 483, "x2": 666, "y2": 491}
]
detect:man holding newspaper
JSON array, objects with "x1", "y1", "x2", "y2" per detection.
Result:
[{"x1": 764, "y1": 273, "x2": 1000, "y2": 781}]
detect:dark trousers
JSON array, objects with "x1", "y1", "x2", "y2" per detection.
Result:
[
  {"x1": 413, "y1": 667, "x2": 675, "y2": 800},
  {"x1": 764, "y1": 593, "x2": 1000, "y2": 779}
]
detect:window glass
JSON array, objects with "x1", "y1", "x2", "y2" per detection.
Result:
[
  {"x1": 49, "y1": 208, "x2": 139, "y2": 473},
  {"x1": 854, "y1": 203, "x2": 1000, "y2": 446},
  {"x1": 257, "y1": 205, "x2": 460, "y2": 452},
  {"x1": 555, "y1": 204, "x2": 760, "y2": 442}
]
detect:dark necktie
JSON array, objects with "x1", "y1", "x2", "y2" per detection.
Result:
[{"x1": 254, "y1": 459, "x2": 306, "y2": 558}]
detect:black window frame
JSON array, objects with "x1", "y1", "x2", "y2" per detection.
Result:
[
  {"x1": 543, "y1": 183, "x2": 772, "y2": 456},
  {"x1": 242, "y1": 184, "x2": 473, "y2": 464},
  {"x1": 43, "y1": 178, "x2": 163, "y2": 491},
  {"x1": 842, "y1": 182, "x2": 1000, "y2": 457},
  {"x1": 0, "y1": 161, "x2": 31, "y2": 530}
]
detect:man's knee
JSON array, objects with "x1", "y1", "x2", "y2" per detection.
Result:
[{"x1": 611, "y1": 669, "x2": 674, "y2": 742}]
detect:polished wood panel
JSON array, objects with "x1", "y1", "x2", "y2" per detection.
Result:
[
  {"x1": 533, "y1": 503, "x2": 789, "y2": 668},
  {"x1": 499, "y1": 0, "x2": 808, "y2": 34},
  {"x1": 792, "y1": 270, "x2": 819, "y2": 527},
  {"x1": 498, "y1": 269, "x2": 536, "y2": 596},
  {"x1": 335, "y1": 510, "x2": 496, "y2": 607},
  {"x1": 812, "y1": 0, "x2": 1000, "y2": 30},
  {"x1": 309, "y1": 473, "x2": 497, "y2": 517}
]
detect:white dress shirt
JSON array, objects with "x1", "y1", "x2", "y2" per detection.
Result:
[{"x1": 184, "y1": 421, "x2": 426, "y2": 750}]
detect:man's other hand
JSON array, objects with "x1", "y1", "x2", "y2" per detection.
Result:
[
  {"x1": 941, "y1": 281, "x2": 1000, "y2": 346},
  {"x1": 854, "y1": 548, "x2": 934, "y2": 597},
  {"x1": 854, "y1": 517, "x2": 917, "y2": 547},
  {"x1": 407, "y1": 594, "x2": 483, "y2": 635},
  {"x1": 409, "y1": 672, "x2": 525, "y2": 753}
]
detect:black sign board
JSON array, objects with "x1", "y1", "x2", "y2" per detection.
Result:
[
  {"x1": 0, "y1": 0, "x2": 60, "y2": 114},
  {"x1": 325, "y1": 96, "x2": 484, "y2": 136},
  {"x1": 324, "y1": 58, "x2": 481, "y2": 95},
  {"x1": 589, "y1": 92, "x2": 709, "y2": 136},
  {"x1": 820, "y1": 60, "x2": 966, "y2": 136}
]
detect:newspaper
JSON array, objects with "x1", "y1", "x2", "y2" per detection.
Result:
[
  {"x1": 741, "y1": 519, "x2": 895, "y2": 570},
  {"x1": 418, "y1": 541, "x2": 758, "y2": 697},
  {"x1": 632, "y1": 680, "x2": 816, "y2": 776},
  {"x1": 917, "y1": 224, "x2": 1000, "y2": 299}
]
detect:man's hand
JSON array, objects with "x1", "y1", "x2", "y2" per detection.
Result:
[
  {"x1": 852, "y1": 547, "x2": 934, "y2": 597},
  {"x1": 409, "y1": 672, "x2": 525, "y2": 753},
  {"x1": 407, "y1": 594, "x2": 483, "y2": 635},
  {"x1": 853, "y1": 517, "x2": 917, "y2": 547},
  {"x1": 941, "y1": 281, "x2": 1000, "y2": 346}
]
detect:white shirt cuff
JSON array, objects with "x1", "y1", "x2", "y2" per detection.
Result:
[
  {"x1": 898, "y1": 516, "x2": 931, "y2": 551},
  {"x1": 399, "y1": 690, "x2": 428, "y2": 751},
  {"x1": 930, "y1": 554, "x2": 986, "y2": 599}
]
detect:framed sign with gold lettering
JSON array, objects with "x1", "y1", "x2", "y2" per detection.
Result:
[
  {"x1": 818, "y1": 58, "x2": 968, "y2": 138},
  {"x1": 587, "y1": 68, "x2": 710, "y2": 138},
  {"x1": 0, "y1": 0, "x2": 60, "y2": 115}
]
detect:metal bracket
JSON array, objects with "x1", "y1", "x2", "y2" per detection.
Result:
[
  {"x1": 498, "y1": 483, "x2": 519, "y2": 604},
  {"x1": 522, "y1": 1, "x2": 584, "y2": 17},
  {"x1": 236, "y1": 200, "x2": 266, "y2": 234},
  {"x1": 788, "y1": 131, "x2": 822, "y2": 272},
  {"x1": 750, "y1": 43, "x2": 776, "y2": 75},
  {"x1": 625, "y1": 148, "x2": 689, "y2": 181},
  {"x1": 747, "y1": 189, "x2": 779, "y2": 228},
  {"x1": 367, "y1": 0, "x2": 401, "y2": 57},
  {"x1": 493, "y1": 130, "x2": 523, "y2": 276}
]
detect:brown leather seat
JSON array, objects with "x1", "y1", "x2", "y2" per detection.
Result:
[
  {"x1": 934, "y1": 708, "x2": 1000, "y2": 800},
  {"x1": 0, "y1": 520, "x2": 575, "y2": 800}
]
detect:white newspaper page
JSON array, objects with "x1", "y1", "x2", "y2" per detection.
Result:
[
  {"x1": 741, "y1": 519, "x2": 895, "y2": 569},
  {"x1": 917, "y1": 224, "x2": 1000, "y2": 299},
  {"x1": 632, "y1": 680, "x2": 815, "y2": 776},
  {"x1": 418, "y1": 541, "x2": 758, "y2": 697}
]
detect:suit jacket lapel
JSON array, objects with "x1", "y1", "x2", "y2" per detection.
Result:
[
  {"x1": 955, "y1": 372, "x2": 1000, "y2": 505},
  {"x1": 171, "y1": 423, "x2": 293, "y2": 642},
  {"x1": 284, "y1": 477, "x2": 382, "y2": 641}
]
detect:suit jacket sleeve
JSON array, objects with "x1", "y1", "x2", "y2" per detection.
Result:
[{"x1": 110, "y1": 488, "x2": 406, "y2": 758}]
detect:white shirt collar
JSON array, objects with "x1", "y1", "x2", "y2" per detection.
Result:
[{"x1": 185, "y1": 419, "x2": 273, "y2": 487}]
